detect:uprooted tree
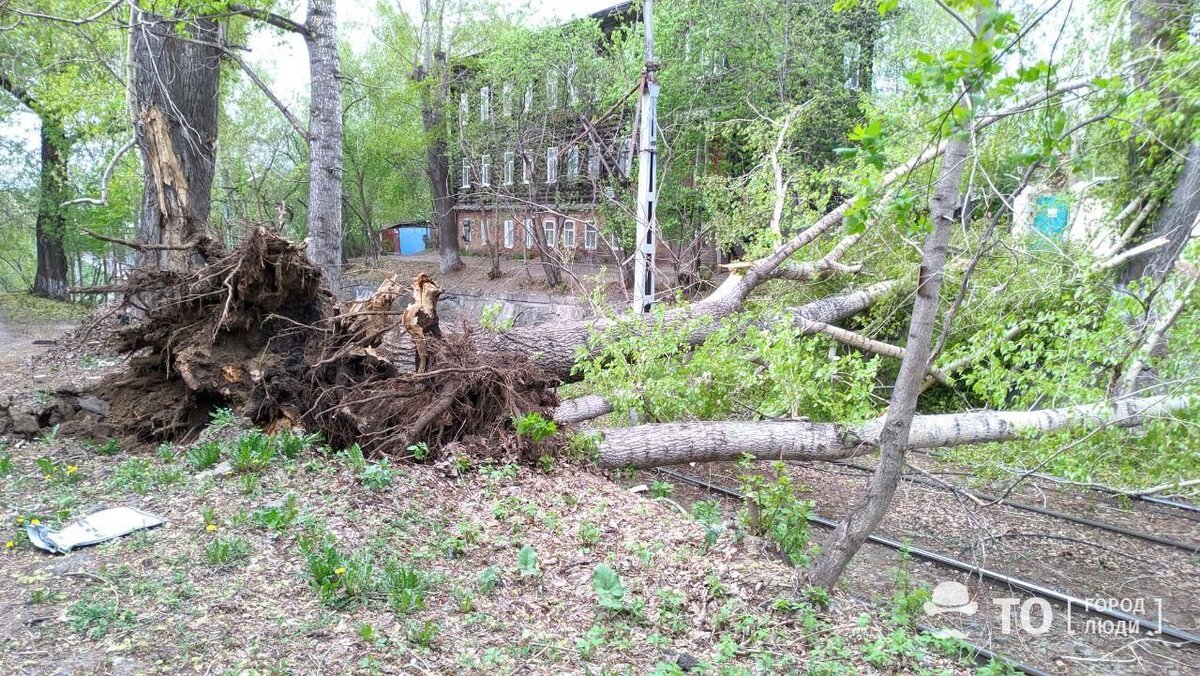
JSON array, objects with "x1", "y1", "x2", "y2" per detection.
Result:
[{"x1": 51, "y1": 0, "x2": 1200, "y2": 592}]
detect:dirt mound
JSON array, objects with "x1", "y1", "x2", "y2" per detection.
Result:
[{"x1": 90, "y1": 229, "x2": 559, "y2": 461}]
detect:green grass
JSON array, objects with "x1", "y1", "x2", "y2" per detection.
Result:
[
  {"x1": 67, "y1": 597, "x2": 135, "y2": 639},
  {"x1": 205, "y1": 536, "x2": 251, "y2": 567},
  {"x1": 0, "y1": 292, "x2": 88, "y2": 321}
]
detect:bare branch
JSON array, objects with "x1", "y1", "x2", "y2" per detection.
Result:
[{"x1": 61, "y1": 137, "x2": 136, "y2": 207}]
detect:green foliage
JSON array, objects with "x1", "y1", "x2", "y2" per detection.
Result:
[
  {"x1": 477, "y1": 566, "x2": 502, "y2": 594},
  {"x1": 250, "y1": 495, "x2": 299, "y2": 534},
  {"x1": 110, "y1": 458, "x2": 153, "y2": 494},
  {"x1": 382, "y1": 562, "x2": 427, "y2": 615},
  {"x1": 91, "y1": 439, "x2": 121, "y2": 457},
  {"x1": 650, "y1": 480, "x2": 674, "y2": 499},
  {"x1": 361, "y1": 459, "x2": 395, "y2": 490},
  {"x1": 67, "y1": 597, "x2": 135, "y2": 639},
  {"x1": 517, "y1": 545, "x2": 539, "y2": 577},
  {"x1": 274, "y1": 429, "x2": 322, "y2": 460},
  {"x1": 338, "y1": 443, "x2": 367, "y2": 472},
  {"x1": 740, "y1": 462, "x2": 815, "y2": 565},
  {"x1": 226, "y1": 431, "x2": 276, "y2": 473},
  {"x1": 407, "y1": 441, "x2": 430, "y2": 461},
  {"x1": 480, "y1": 303, "x2": 515, "y2": 332},
  {"x1": 577, "y1": 521, "x2": 601, "y2": 546},
  {"x1": 0, "y1": 453, "x2": 11, "y2": 477},
  {"x1": 187, "y1": 442, "x2": 222, "y2": 471},
  {"x1": 579, "y1": 311, "x2": 882, "y2": 424},
  {"x1": 407, "y1": 619, "x2": 440, "y2": 649},
  {"x1": 592, "y1": 563, "x2": 628, "y2": 611},
  {"x1": 208, "y1": 407, "x2": 238, "y2": 430},
  {"x1": 512, "y1": 412, "x2": 557, "y2": 442},
  {"x1": 205, "y1": 536, "x2": 251, "y2": 567}
]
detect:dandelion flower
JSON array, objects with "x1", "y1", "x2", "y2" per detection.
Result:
[
  {"x1": 205, "y1": 524, "x2": 218, "y2": 532},
  {"x1": 30, "y1": 519, "x2": 40, "y2": 526},
  {"x1": 16, "y1": 516, "x2": 24, "y2": 524},
  {"x1": 4, "y1": 541, "x2": 13, "y2": 549},
  {"x1": 334, "y1": 567, "x2": 347, "y2": 576},
  {"x1": 66, "y1": 465, "x2": 78, "y2": 475},
  {"x1": 43, "y1": 475, "x2": 51, "y2": 481}
]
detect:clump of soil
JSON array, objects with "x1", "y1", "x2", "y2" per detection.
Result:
[{"x1": 90, "y1": 228, "x2": 559, "y2": 462}]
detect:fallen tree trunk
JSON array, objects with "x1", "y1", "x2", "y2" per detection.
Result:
[
  {"x1": 595, "y1": 395, "x2": 1189, "y2": 468},
  {"x1": 553, "y1": 395, "x2": 614, "y2": 424}
]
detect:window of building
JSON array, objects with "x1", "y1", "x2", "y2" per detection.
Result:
[
  {"x1": 461, "y1": 157, "x2": 470, "y2": 188},
  {"x1": 524, "y1": 218, "x2": 534, "y2": 248},
  {"x1": 479, "y1": 86, "x2": 490, "y2": 121},
  {"x1": 542, "y1": 219, "x2": 556, "y2": 247},
  {"x1": 481, "y1": 219, "x2": 489, "y2": 245},
  {"x1": 501, "y1": 83, "x2": 512, "y2": 117},
  {"x1": 480, "y1": 155, "x2": 490, "y2": 186},
  {"x1": 462, "y1": 219, "x2": 471, "y2": 243},
  {"x1": 566, "y1": 63, "x2": 579, "y2": 106},
  {"x1": 546, "y1": 69, "x2": 559, "y2": 109},
  {"x1": 504, "y1": 219, "x2": 514, "y2": 248},
  {"x1": 566, "y1": 147, "x2": 580, "y2": 182},
  {"x1": 842, "y1": 41, "x2": 862, "y2": 91},
  {"x1": 524, "y1": 84, "x2": 533, "y2": 113},
  {"x1": 584, "y1": 221, "x2": 598, "y2": 249},
  {"x1": 522, "y1": 155, "x2": 531, "y2": 184},
  {"x1": 459, "y1": 92, "x2": 468, "y2": 126},
  {"x1": 562, "y1": 219, "x2": 576, "y2": 248},
  {"x1": 588, "y1": 143, "x2": 600, "y2": 179},
  {"x1": 546, "y1": 147, "x2": 559, "y2": 184},
  {"x1": 503, "y1": 151, "x2": 514, "y2": 185}
]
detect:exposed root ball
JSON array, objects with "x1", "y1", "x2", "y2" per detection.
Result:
[{"x1": 99, "y1": 228, "x2": 560, "y2": 462}]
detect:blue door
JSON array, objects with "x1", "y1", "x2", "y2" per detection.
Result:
[
  {"x1": 398, "y1": 227, "x2": 428, "y2": 255},
  {"x1": 1032, "y1": 195, "x2": 1069, "y2": 242}
]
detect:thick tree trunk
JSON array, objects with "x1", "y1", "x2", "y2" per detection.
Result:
[
  {"x1": 1120, "y1": 144, "x2": 1200, "y2": 284},
  {"x1": 484, "y1": 279, "x2": 898, "y2": 382},
  {"x1": 807, "y1": 135, "x2": 970, "y2": 589},
  {"x1": 595, "y1": 395, "x2": 1188, "y2": 468},
  {"x1": 304, "y1": 0, "x2": 344, "y2": 291},
  {"x1": 33, "y1": 118, "x2": 69, "y2": 299},
  {"x1": 130, "y1": 10, "x2": 220, "y2": 271},
  {"x1": 553, "y1": 394, "x2": 615, "y2": 424},
  {"x1": 427, "y1": 133, "x2": 462, "y2": 274}
]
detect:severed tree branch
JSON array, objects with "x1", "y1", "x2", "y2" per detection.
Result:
[
  {"x1": 61, "y1": 137, "x2": 136, "y2": 207},
  {"x1": 226, "y1": 3, "x2": 309, "y2": 37}
]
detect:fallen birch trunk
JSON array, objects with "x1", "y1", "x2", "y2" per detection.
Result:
[{"x1": 595, "y1": 395, "x2": 1188, "y2": 468}]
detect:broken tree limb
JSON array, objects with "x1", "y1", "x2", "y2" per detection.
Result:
[
  {"x1": 918, "y1": 323, "x2": 1025, "y2": 393},
  {"x1": 1095, "y1": 236, "x2": 1171, "y2": 271},
  {"x1": 553, "y1": 395, "x2": 615, "y2": 424},
  {"x1": 595, "y1": 395, "x2": 1190, "y2": 469}
]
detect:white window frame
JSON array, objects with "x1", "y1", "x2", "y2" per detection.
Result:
[
  {"x1": 481, "y1": 219, "x2": 489, "y2": 245},
  {"x1": 461, "y1": 157, "x2": 470, "y2": 188},
  {"x1": 843, "y1": 41, "x2": 862, "y2": 91},
  {"x1": 462, "y1": 219, "x2": 471, "y2": 244},
  {"x1": 524, "y1": 218, "x2": 534, "y2": 248},
  {"x1": 546, "y1": 69, "x2": 559, "y2": 109},
  {"x1": 566, "y1": 147, "x2": 580, "y2": 182},
  {"x1": 584, "y1": 221, "x2": 598, "y2": 250},
  {"x1": 480, "y1": 155, "x2": 490, "y2": 186},
  {"x1": 459, "y1": 92, "x2": 469, "y2": 126},
  {"x1": 501, "y1": 83, "x2": 512, "y2": 117},
  {"x1": 588, "y1": 143, "x2": 600, "y2": 179},
  {"x1": 620, "y1": 138, "x2": 634, "y2": 176},
  {"x1": 546, "y1": 147, "x2": 559, "y2": 184},
  {"x1": 522, "y1": 155, "x2": 531, "y2": 184},
  {"x1": 567, "y1": 63, "x2": 579, "y2": 106},
  {"x1": 542, "y1": 219, "x2": 557, "y2": 247},
  {"x1": 504, "y1": 219, "x2": 514, "y2": 248},
  {"x1": 523, "y1": 84, "x2": 533, "y2": 113},
  {"x1": 562, "y1": 219, "x2": 576, "y2": 248},
  {"x1": 503, "y1": 151, "x2": 514, "y2": 185},
  {"x1": 479, "y1": 86, "x2": 490, "y2": 121}
]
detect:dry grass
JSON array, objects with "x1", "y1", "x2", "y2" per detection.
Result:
[{"x1": 0, "y1": 429, "x2": 974, "y2": 674}]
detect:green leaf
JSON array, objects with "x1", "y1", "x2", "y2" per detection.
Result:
[
  {"x1": 517, "y1": 545, "x2": 538, "y2": 577},
  {"x1": 592, "y1": 564, "x2": 627, "y2": 610}
]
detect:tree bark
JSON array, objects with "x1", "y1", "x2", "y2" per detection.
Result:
[
  {"x1": 130, "y1": 10, "x2": 220, "y2": 271},
  {"x1": 0, "y1": 72, "x2": 70, "y2": 299},
  {"x1": 1120, "y1": 144, "x2": 1200, "y2": 284},
  {"x1": 482, "y1": 279, "x2": 899, "y2": 382},
  {"x1": 34, "y1": 119, "x2": 70, "y2": 299},
  {"x1": 807, "y1": 133, "x2": 971, "y2": 589},
  {"x1": 594, "y1": 395, "x2": 1188, "y2": 468},
  {"x1": 303, "y1": 0, "x2": 344, "y2": 291},
  {"x1": 414, "y1": 2, "x2": 463, "y2": 275}
]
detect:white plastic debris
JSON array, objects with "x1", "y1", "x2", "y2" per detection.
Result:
[{"x1": 26, "y1": 506, "x2": 166, "y2": 554}]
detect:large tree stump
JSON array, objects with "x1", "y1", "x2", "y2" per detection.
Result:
[{"x1": 403, "y1": 273, "x2": 443, "y2": 372}]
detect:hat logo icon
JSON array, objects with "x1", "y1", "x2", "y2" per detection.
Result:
[{"x1": 924, "y1": 581, "x2": 977, "y2": 617}]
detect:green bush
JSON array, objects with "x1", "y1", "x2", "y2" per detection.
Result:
[{"x1": 227, "y1": 431, "x2": 275, "y2": 473}]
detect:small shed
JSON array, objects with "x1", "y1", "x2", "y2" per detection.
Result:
[{"x1": 381, "y1": 221, "x2": 430, "y2": 255}]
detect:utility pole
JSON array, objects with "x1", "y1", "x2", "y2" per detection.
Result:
[{"x1": 633, "y1": 0, "x2": 659, "y2": 313}]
